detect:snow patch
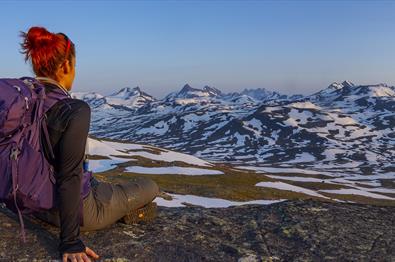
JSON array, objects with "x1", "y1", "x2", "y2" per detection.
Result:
[
  {"x1": 154, "y1": 193, "x2": 284, "y2": 208},
  {"x1": 125, "y1": 166, "x2": 223, "y2": 175},
  {"x1": 255, "y1": 181, "x2": 328, "y2": 199}
]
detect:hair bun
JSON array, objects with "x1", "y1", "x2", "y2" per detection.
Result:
[{"x1": 25, "y1": 27, "x2": 56, "y2": 49}]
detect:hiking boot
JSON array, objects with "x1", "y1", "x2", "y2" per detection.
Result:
[
  {"x1": 121, "y1": 202, "x2": 157, "y2": 224},
  {"x1": 157, "y1": 190, "x2": 173, "y2": 201}
]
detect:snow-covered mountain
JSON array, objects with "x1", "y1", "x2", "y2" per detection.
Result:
[
  {"x1": 309, "y1": 81, "x2": 354, "y2": 102},
  {"x1": 72, "y1": 86, "x2": 155, "y2": 110},
  {"x1": 74, "y1": 82, "x2": 395, "y2": 176},
  {"x1": 87, "y1": 137, "x2": 395, "y2": 205},
  {"x1": 165, "y1": 84, "x2": 222, "y2": 100},
  {"x1": 105, "y1": 86, "x2": 155, "y2": 108},
  {"x1": 307, "y1": 80, "x2": 395, "y2": 104},
  {"x1": 240, "y1": 87, "x2": 287, "y2": 101}
]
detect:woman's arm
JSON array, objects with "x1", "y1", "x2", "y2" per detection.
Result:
[{"x1": 49, "y1": 99, "x2": 91, "y2": 255}]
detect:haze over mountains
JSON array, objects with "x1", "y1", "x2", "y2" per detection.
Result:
[{"x1": 72, "y1": 81, "x2": 395, "y2": 176}]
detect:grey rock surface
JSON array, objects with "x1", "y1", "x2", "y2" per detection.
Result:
[{"x1": 0, "y1": 200, "x2": 394, "y2": 262}]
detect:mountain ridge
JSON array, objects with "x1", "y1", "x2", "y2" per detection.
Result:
[{"x1": 72, "y1": 81, "x2": 395, "y2": 176}]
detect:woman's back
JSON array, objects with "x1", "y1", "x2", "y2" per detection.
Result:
[{"x1": 39, "y1": 79, "x2": 91, "y2": 254}]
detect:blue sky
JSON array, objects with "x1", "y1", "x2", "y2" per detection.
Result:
[{"x1": 1, "y1": 1, "x2": 395, "y2": 98}]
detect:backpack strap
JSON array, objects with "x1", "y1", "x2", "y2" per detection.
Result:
[
  {"x1": 41, "y1": 116, "x2": 56, "y2": 162},
  {"x1": 5, "y1": 78, "x2": 39, "y2": 242},
  {"x1": 10, "y1": 143, "x2": 26, "y2": 242},
  {"x1": 32, "y1": 77, "x2": 72, "y2": 162}
]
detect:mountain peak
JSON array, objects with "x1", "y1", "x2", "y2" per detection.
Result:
[
  {"x1": 242, "y1": 87, "x2": 268, "y2": 93},
  {"x1": 133, "y1": 86, "x2": 141, "y2": 92},
  {"x1": 203, "y1": 85, "x2": 222, "y2": 96},
  {"x1": 239, "y1": 87, "x2": 283, "y2": 101},
  {"x1": 165, "y1": 84, "x2": 222, "y2": 100},
  {"x1": 341, "y1": 81, "x2": 355, "y2": 88},
  {"x1": 180, "y1": 84, "x2": 194, "y2": 92},
  {"x1": 328, "y1": 81, "x2": 355, "y2": 90},
  {"x1": 110, "y1": 86, "x2": 142, "y2": 98},
  {"x1": 327, "y1": 82, "x2": 343, "y2": 90}
]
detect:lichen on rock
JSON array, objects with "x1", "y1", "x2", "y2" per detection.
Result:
[{"x1": 0, "y1": 200, "x2": 394, "y2": 261}]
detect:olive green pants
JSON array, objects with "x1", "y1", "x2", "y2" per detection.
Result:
[{"x1": 34, "y1": 177, "x2": 159, "y2": 231}]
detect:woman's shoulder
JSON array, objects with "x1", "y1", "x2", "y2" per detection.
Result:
[
  {"x1": 46, "y1": 98, "x2": 90, "y2": 132},
  {"x1": 49, "y1": 97, "x2": 90, "y2": 115},
  {"x1": 41, "y1": 81, "x2": 90, "y2": 112},
  {"x1": 61, "y1": 97, "x2": 90, "y2": 112},
  {"x1": 46, "y1": 95, "x2": 90, "y2": 129}
]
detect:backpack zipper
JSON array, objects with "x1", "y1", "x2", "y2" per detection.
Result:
[{"x1": 24, "y1": 97, "x2": 29, "y2": 110}]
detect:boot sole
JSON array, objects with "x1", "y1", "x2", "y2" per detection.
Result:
[{"x1": 121, "y1": 202, "x2": 157, "y2": 224}]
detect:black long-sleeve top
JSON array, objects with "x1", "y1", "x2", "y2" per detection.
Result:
[{"x1": 41, "y1": 81, "x2": 90, "y2": 255}]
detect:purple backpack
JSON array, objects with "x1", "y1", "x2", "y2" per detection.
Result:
[{"x1": 0, "y1": 77, "x2": 91, "y2": 241}]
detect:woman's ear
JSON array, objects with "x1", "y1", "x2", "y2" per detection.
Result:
[{"x1": 62, "y1": 59, "x2": 72, "y2": 75}]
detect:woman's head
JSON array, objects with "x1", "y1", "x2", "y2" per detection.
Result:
[{"x1": 20, "y1": 26, "x2": 76, "y2": 91}]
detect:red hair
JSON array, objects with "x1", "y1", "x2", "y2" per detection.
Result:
[{"x1": 20, "y1": 26, "x2": 75, "y2": 79}]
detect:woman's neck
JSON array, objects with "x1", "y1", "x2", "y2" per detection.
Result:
[{"x1": 36, "y1": 76, "x2": 70, "y2": 96}]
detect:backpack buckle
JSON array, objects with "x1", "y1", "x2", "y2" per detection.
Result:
[
  {"x1": 10, "y1": 147, "x2": 20, "y2": 160},
  {"x1": 23, "y1": 79, "x2": 35, "y2": 90}
]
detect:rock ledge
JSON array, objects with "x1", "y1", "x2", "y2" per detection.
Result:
[{"x1": 0, "y1": 200, "x2": 394, "y2": 261}]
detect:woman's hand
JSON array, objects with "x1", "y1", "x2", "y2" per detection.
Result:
[{"x1": 62, "y1": 247, "x2": 100, "y2": 262}]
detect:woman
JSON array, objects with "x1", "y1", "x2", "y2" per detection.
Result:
[{"x1": 20, "y1": 26, "x2": 160, "y2": 262}]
